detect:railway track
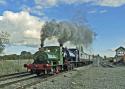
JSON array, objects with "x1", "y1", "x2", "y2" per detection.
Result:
[
  {"x1": 0, "y1": 72, "x2": 32, "y2": 81},
  {"x1": 0, "y1": 73, "x2": 62, "y2": 89},
  {"x1": 16, "y1": 66, "x2": 91, "y2": 89},
  {"x1": 0, "y1": 72, "x2": 36, "y2": 88},
  {"x1": 0, "y1": 72, "x2": 27, "y2": 78},
  {"x1": 100, "y1": 62, "x2": 115, "y2": 68},
  {"x1": 0, "y1": 76, "x2": 37, "y2": 88},
  {"x1": 0, "y1": 71, "x2": 69, "y2": 89},
  {"x1": 16, "y1": 75, "x2": 51, "y2": 89},
  {"x1": 0, "y1": 65, "x2": 91, "y2": 89}
]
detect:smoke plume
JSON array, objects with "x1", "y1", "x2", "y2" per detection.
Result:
[{"x1": 40, "y1": 19, "x2": 94, "y2": 48}]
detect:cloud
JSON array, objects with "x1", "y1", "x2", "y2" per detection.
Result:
[
  {"x1": 20, "y1": 4, "x2": 45, "y2": 17},
  {"x1": 33, "y1": 0, "x2": 93, "y2": 8},
  {"x1": 0, "y1": 0, "x2": 6, "y2": 5},
  {"x1": 107, "y1": 48, "x2": 115, "y2": 52},
  {"x1": 34, "y1": 0, "x2": 58, "y2": 7},
  {"x1": 94, "y1": 48, "x2": 115, "y2": 57},
  {"x1": 99, "y1": 10, "x2": 107, "y2": 13},
  {"x1": 88, "y1": 10, "x2": 97, "y2": 14},
  {"x1": 96, "y1": 0, "x2": 125, "y2": 7},
  {"x1": 88, "y1": 9, "x2": 107, "y2": 14},
  {"x1": 33, "y1": 0, "x2": 125, "y2": 7},
  {"x1": 0, "y1": 11, "x2": 44, "y2": 47},
  {"x1": 19, "y1": 0, "x2": 125, "y2": 17}
]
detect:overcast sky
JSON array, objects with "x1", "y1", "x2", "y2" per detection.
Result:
[{"x1": 0, "y1": 0, "x2": 125, "y2": 56}]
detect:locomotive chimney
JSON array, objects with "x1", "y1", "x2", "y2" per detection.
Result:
[
  {"x1": 60, "y1": 43, "x2": 63, "y2": 47},
  {"x1": 41, "y1": 43, "x2": 44, "y2": 47}
]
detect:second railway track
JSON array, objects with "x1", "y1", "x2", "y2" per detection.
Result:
[
  {"x1": 0, "y1": 76, "x2": 37, "y2": 88},
  {"x1": 0, "y1": 72, "x2": 32, "y2": 81},
  {"x1": 0, "y1": 72, "x2": 28, "y2": 78},
  {"x1": 0, "y1": 73, "x2": 66, "y2": 89},
  {"x1": 0, "y1": 72, "x2": 36, "y2": 88},
  {"x1": 16, "y1": 72, "x2": 67, "y2": 89},
  {"x1": 0, "y1": 71, "x2": 71, "y2": 89},
  {"x1": 0, "y1": 65, "x2": 91, "y2": 89},
  {"x1": 16, "y1": 66, "x2": 91, "y2": 89}
]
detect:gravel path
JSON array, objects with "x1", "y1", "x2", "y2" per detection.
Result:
[
  {"x1": 71, "y1": 67, "x2": 125, "y2": 89},
  {"x1": 27, "y1": 66, "x2": 125, "y2": 89}
]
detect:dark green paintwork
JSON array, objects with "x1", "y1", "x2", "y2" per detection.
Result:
[{"x1": 33, "y1": 46, "x2": 64, "y2": 66}]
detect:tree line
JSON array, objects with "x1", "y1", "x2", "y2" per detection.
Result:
[
  {"x1": 0, "y1": 51, "x2": 33, "y2": 60},
  {"x1": 0, "y1": 31, "x2": 33, "y2": 60}
]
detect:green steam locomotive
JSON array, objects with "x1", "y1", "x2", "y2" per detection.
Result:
[{"x1": 24, "y1": 45, "x2": 91, "y2": 76}]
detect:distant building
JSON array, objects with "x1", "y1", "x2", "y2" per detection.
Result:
[
  {"x1": 115, "y1": 46, "x2": 125, "y2": 57},
  {"x1": 114, "y1": 46, "x2": 125, "y2": 62}
]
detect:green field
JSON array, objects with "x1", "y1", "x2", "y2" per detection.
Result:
[{"x1": 0, "y1": 59, "x2": 33, "y2": 75}]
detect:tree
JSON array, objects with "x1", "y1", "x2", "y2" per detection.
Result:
[
  {"x1": 0, "y1": 31, "x2": 10, "y2": 54},
  {"x1": 20, "y1": 51, "x2": 32, "y2": 59}
]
